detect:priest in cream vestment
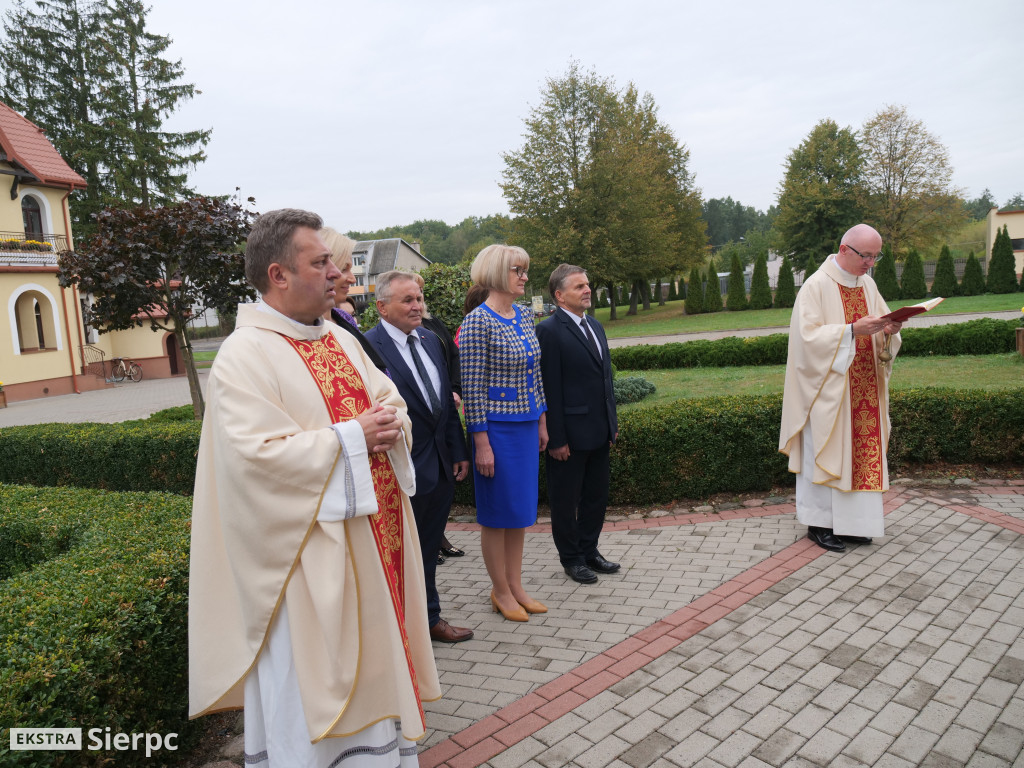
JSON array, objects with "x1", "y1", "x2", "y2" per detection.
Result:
[
  {"x1": 779, "y1": 224, "x2": 903, "y2": 554},
  {"x1": 189, "y1": 209, "x2": 440, "y2": 767}
]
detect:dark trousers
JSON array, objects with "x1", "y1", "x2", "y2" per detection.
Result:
[
  {"x1": 546, "y1": 444, "x2": 611, "y2": 567},
  {"x1": 410, "y1": 470, "x2": 454, "y2": 628}
]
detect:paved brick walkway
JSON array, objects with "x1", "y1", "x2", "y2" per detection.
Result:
[{"x1": 421, "y1": 483, "x2": 1024, "y2": 768}]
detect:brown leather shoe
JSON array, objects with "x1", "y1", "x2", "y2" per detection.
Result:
[{"x1": 429, "y1": 618, "x2": 474, "y2": 643}]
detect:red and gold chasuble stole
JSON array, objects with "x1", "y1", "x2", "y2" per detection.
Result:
[
  {"x1": 838, "y1": 285, "x2": 883, "y2": 490},
  {"x1": 282, "y1": 331, "x2": 423, "y2": 716}
]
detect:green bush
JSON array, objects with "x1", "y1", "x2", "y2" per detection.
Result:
[
  {"x1": 901, "y1": 249, "x2": 927, "y2": 300},
  {"x1": 420, "y1": 262, "x2": 474, "y2": 334},
  {"x1": 726, "y1": 254, "x2": 748, "y2": 310},
  {"x1": 774, "y1": 255, "x2": 796, "y2": 309},
  {"x1": 874, "y1": 245, "x2": 901, "y2": 301},
  {"x1": 931, "y1": 245, "x2": 959, "y2": 298},
  {"x1": 613, "y1": 376, "x2": 656, "y2": 404},
  {"x1": 608, "y1": 319, "x2": 1019, "y2": 371},
  {"x1": 684, "y1": 266, "x2": 703, "y2": 315},
  {"x1": 987, "y1": 225, "x2": 1019, "y2": 294},
  {"x1": 144, "y1": 405, "x2": 196, "y2": 423},
  {"x1": 961, "y1": 252, "x2": 986, "y2": 296},
  {"x1": 704, "y1": 261, "x2": 723, "y2": 313},
  {"x1": 748, "y1": 254, "x2": 772, "y2": 310},
  {"x1": 0, "y1": 485, "x2": 196, "y2": 767}
]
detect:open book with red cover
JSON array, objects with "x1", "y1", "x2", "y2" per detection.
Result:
[{"x1": 881, "y1": 297, "x2": 944, "y2": 323}]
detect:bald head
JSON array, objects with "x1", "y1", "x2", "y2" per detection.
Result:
[{"x1": 837, "y1": 223, "x2": 883, "y2": 276}]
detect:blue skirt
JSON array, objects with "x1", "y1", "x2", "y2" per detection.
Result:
[{"x1": 473, "y1": 420, "x2": 539, "y2": 529}]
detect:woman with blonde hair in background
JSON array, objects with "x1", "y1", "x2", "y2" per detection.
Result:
[
  {"x1": 319, "y1": 226, "x2": 388, "y2": 373},
  {"x1": 459, "y1": 245, "x2": 548, "y2": 621}
]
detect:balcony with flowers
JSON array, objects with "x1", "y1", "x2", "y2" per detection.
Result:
[{"x1": 0, "y1": 232, "x2": 70, "y2": 267}]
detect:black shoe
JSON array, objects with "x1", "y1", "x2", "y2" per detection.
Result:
[
  {"x1": 585, "y1": 554, "x2": 621, "y2": 574},
  {"x1": 564, "y1": 564, "x2": 598, "y2": 584},
  {"x1": 808, "y1": 527, "x2": 846, "y2": 552},
  {"x1": 437, "y1": 553, "x2": 446, "y2": 565},
  {"x1": 837, "y1": 535, "x2": 872, "y2": 545},
  {"x1": 441, "y1": 544, "x2": 466, "y2": 557}
]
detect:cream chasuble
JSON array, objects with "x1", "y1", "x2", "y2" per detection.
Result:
[
  {"x1": 779, "y1": 257, "x2": 901, "y2": 536},
  {"x1": 189, "y1": 303, "x2": 440, "y2": 758}
]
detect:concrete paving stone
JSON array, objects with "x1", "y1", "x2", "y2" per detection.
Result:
[
  {"x1": 933, "y1": 677, "x2": 981, "y2": 708},
  {"x1": 972, "y1": 638, "x2": 1013, "y2": 665},
  {"x1": 650, "y1": 688, "x2": 701, "y2": 720},
  {"x1": 573, "y1": 734, "x2": 631, "y2": 768},
  {"x1": 692, "y1": 687, "x2": 744, "y2": 717},
  {"x1": 685, "y1": 668, "x2": 733, "y2": 696},
  {"x1": 893, "y1": 678, "x2": 940, "y2": 710},
  {"x1": 794, "y1": 725, "x2": 851, "y2": 764},
  {"x1": 974, "y1": 676, "x2": 1018, "y2": 708},
  {"x1": 869, "y1": 700, "x2": 918, "y2": 737},
  {"x1": 682, "y1": 649, "x2": 727, "y2": 674},
  {"x1": 786, "y1": 702, "x2": 834, "y2": 738},
  {"x1": 658, "y1": 709, "x2": 713, "y2": 742},
  {"x1": 732, "y1": 758, "x2": 773, "y2": 768},
  {"x1": 953, "y1": 657, "x2": 996, "y2": 683},
  {"x1": 579, "y1": 710, "x2": 634, "y2": 745},
  {"x1": 826, "y1": 702, "x2": 876, "y2": 739},
  {"x1": 750, "y1": 727, "x2": 803, "y2": 765},
  {"x1": 649, "y1": 667, "x2": 699, "y2": 697},
  {"x1": 615, "y1": 711, "x2": 670, "y2": 746},
  {"x1": 535, "y1": 733, "x2": 594, "y2": 767},
  {"x1": 871, "y1": 755, "x2": 918, "y2": 768},
  {"x1": 823, "y1": 643, "x2": 866, "y2": 668},
  {"x1": 890, "y1": 724, "x2": 942, "y2": 763},
  {"x1": 842, "y1": 725, "x2": 897, "y2": 765},
  {"x1": 965, "y1": 608, "x2": 1003, "y2": 631},
  {"x1": 533, "y1": 712, "x2": 589, "y2": 747},
  {"x1": 574, "y1": 691, "x2": 627, "y2": 721},
  {"x1": 611, "y1": 671, "x2": 659, "y2": 700},
  {"x1": 776, "y1": 629, "x2": 816, "y2": 653},
  {"x1": 932, "y1": 724, "x2": 986, "y2": 763},
  {"x1": 932, "y1": 640, "x2": 975, "y2": 666},
  {"x1": 986, "y1": 620, "x2": 1023, "y2": 647},
  {"x1": 454, "y1": 700, "x2": 503, "y2": 722},
  {"x1": 698, "y1": 708, "x2": 753, "y2": 742},
  {"x1": 964, "y1": 752, "x2": 1015, "y2": 768},
  {"x1": 663, "y1": 729, "x2": 719, "y2": 768},
  {"x1": 615, "y1": 688, "x2": 669, "y2": 720},
  {"x1": 720, "y1": 665, "x2": 770, "y2": 695},
  {"x1": 877, "y1": 659, "x2": 918, "y2": 687},
  {"x1": 954, "y1": 700, "x2": 1002, "y2": 733},
  {"x1": 618, "y1": 732, "x2": 677, "y2": 768},
  {"x1": 860, "y1": 641, "x2": 904, "y2": 668},
  {"x1": 997, "y1": 695, "x2": 1024, "y2": 728},
  {"x1": 836, "y1": 659, "x2": 883, "y2": 688},
  {"x1": 916, "y1": 658, "x2": 958, "y2": 687},
  {"x1": 446, "y1": 685, "x2": 510, "y2": 706},
  {"x1": 796, "y1": 661, "x2": 844, "y2": 689},
  {"x1": 705, "y1": 730, "x2": 762, "y2": 768},
  {"x1": 810, "y1": 681, "x2": 859, "y2": 713},
  {"x1": 748, "y1": 646, "x2": 794, "y2": 673},
  {"x1": 977, "y1": 722, "x2": 1024, "y2": 762},
  {"x1": 772, "y1": 682, "x2": 820, "y2": 715},
  {"x1": 761, "y1": 663, "x2": 805, "y2": 692},
  {"x1": 738, "y1": 705, "x2": 791, "y2": 741}
]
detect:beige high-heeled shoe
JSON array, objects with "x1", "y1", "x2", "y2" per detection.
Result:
[
  {"x1": 517, "y1": 596, "x2": 548, "y2": 614},
  {"x1": 491, "y1": 591, "x2": 528, "y2": 622}
]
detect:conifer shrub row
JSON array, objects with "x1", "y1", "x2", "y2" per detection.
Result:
[
  {"x1": 0, "y1": 485, "x2": 196, "y2": 767},
  {"x1": 609, "y1": 319, "x2": 1019, "y2": 370}
]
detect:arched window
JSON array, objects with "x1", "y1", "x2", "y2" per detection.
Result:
[
  {"x1": 7, "y1": 284, "x2": 63, "y2": 355},
  {"x1": 22, "y1": 196, "x2": 43, "y2": 240}
]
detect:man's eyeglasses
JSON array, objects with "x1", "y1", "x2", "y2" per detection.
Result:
[
  {"x1": 510, "y1": 265, "x2": 528, "y2": 278},
  {"x1": 845, "y1": 244, "x2": 883, "y2": 263}
]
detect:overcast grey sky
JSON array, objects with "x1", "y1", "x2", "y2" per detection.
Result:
[{"x1": 148, "y1": 0, "x2": 1023, "y2": 233}]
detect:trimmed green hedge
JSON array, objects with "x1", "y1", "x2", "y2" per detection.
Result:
[
  {"x1": 609, "y1": 318, "x2": 1020, "y2": 371},
  {"x1": 0, "y1": 485, "x2": 195, "y2": 767},
  {"x1": 2, "y1": 388, "x2": 1022, "y2": 506}
]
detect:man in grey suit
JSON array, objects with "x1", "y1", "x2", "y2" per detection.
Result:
[{"x1": 536, "y1": 264, "x2": 619, "y2": 585}]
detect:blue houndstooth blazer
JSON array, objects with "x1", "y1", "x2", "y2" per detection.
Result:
[{"x1": 460, "y1": 303, "x2": 547, "y2": 433}]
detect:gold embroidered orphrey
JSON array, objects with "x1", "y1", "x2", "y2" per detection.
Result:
[{"x1": 838, "y1": 284, "x2": 883, "y2": 491}]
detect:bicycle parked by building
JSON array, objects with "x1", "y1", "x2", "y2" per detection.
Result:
[{"x1": 109, "y1": 357, "x2": 143, "y2": 383}]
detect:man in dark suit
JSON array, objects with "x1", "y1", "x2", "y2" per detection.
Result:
[
  {"x1": 536, "y1": 264, "x2": 619, "y2": 585},
  {"x1": 366, "y1": 271, "x2": 473, "y2": 642}
]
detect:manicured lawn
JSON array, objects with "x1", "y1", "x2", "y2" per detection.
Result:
[
  {"x1": 595, "y1": 294, "x2": 1024, "y2": 339},
  {"x1": 617, "y1": 353, "x2": 1024, "y2": 411}
]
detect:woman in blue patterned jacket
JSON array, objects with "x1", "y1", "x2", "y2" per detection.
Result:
[{"x1": 461, "y1": 244, "x2": 549, "y2": 622}]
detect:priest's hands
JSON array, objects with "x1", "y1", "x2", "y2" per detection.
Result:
[
  {"x1": 853, "y1": 315, "x2": 901, "y2": 336},
  {"x1": 357, "y1": 404, "x2": 402, "y2": 453}
]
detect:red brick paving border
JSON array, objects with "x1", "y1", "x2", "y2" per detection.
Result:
[{"x1": 424, "y1": 486, "x2": 1022, "y2": 767}]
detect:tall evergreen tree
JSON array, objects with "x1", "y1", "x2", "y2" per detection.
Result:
[
  {"x1": 960, "y1": 251, "x2": 985, "y2": 296},
  {"x1": 874, "y1": 245, "x2": 901, "y2": 301},
  {"x1": 684, "y1": 265, "x2": 703, "y2": 314},
  {"x1": 987, "y1": 225, "x2": 1019, "y2": 293},
  {"x1": 726, "y1": 253, "x2": 747, "y2": 310},
  {"x1": 931, "y1": 245, "x2": 958, "y2": 298},
  {"x1": 775, "y1": 255, "x2": 796, "y2": 308},
  {"x1": 748, "y1": 254, "x2": 772, "y2": 309},
  {"x1": 704, "y1": 258, "x2": 723, "y2": 313},
  {"x1": 0, "y1": 0, "x2": 209, "y2": 236},
  {"x1": 900, "y1": 249, "x2": 927, "y2": 299},
  {"x1": 667, "y1": 276, "x2": 678, "y2": 301}
]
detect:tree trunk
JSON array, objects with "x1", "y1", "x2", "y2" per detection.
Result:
[
  {"x1": 627, "y1": 280, "x2": 639, "y2": 316},
  {"x1": 655, "y1": 278, "x2": 664, "y2": 306},
  {"x1": 175, "y1": 321, "x2": 205, "y2": 419},
  {"x1": 642, "y1": 280, "x2": 652, "y2": 311},
  {"x1": 607, "y1": 282, "x2": 617, "y2": 321}
]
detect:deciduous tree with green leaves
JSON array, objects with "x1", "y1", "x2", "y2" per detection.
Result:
[
  {"x1": 58, "y1": 197, "x2": 255, "y2": 419},
  {"x1": 775, "y1": 119, "x2": 864, "y2": 273},
  {"x1": 859, "y1": 105, "x2": 965, "y2": 257}
]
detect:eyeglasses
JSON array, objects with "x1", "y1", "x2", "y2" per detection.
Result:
[
  {"x1": 510, "y1": 265, "x2": 528, "y2": 279},
  {"x1": 845, "y1": 244, "x2": 883, "y2": 263}
]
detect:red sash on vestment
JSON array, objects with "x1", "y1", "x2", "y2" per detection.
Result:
[
  {"x1": 838, "y1": 285, "x2": 884, "y2": 490},
  {"x1": 281, "y1": 331, "x2": 423, "y2": 718}
]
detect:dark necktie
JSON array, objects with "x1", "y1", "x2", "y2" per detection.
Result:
[
  {"x1": 580, "y1": 317, "x2": 601, "y2": 359},
  {"x1": 408, "y1": 335, "x2": 442, "y2": 417}
]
